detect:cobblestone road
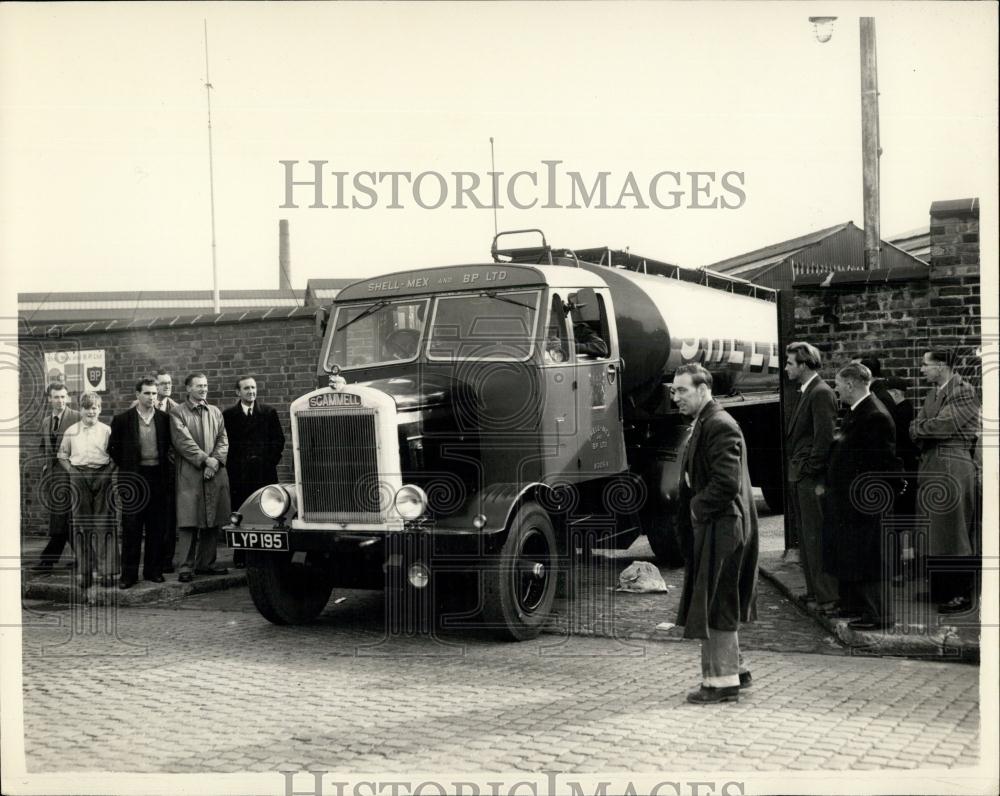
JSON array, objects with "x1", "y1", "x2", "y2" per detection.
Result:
[{"x1": 19, "y1": 598, "x2": 981, "y2": 778}]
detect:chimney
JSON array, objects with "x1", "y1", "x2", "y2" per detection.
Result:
[{"x1": 278, "y1": 219, "x2": 292, "y2": 290}]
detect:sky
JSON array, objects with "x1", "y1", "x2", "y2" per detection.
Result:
[{"x1": 0, "y1": 1, "x2": 997, "y2": 295}]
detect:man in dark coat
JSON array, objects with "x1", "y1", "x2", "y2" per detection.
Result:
[
  {"x1": 222, "y1": 376, "x2": 285, "y2": 567},
  {"x1": 33, "y1": 383, "x2": 81, "y2": 570},
  {"x1": 108, "y1": 377, "x2": 173, "y2": 588},
  {"x1": 820, "y1": 363, "x2": 901, "y2": 630},
  {"x1": 784, "y1": 342, "x2": 839, "y2": 609},
  {"x1": 672, "y1": 364, "x2": 758, "y2": 705}
]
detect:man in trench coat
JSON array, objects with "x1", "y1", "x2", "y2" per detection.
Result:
[
  {"x1": 170, "y1": 373, "x2": 231, "y2": 582},
  {"x1": 909, "y1": 349, "x2": 980, "y2": 614},
  {"x1": 820, "y1": 363, "x2": 901, "y2": 630},
  {"x1": 673, "y1": 364, "x2": 758, "y2": 705}
]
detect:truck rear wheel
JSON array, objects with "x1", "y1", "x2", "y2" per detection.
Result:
[
  {"x1": 482, "y1": 502, "x2": 558, "y2": 641},
  {"x1": 645, "y1": 512, "x2": 685, "y2": 569},
  {"x1": 246, "y1": 552, "x2": 334, "y2": 625}
]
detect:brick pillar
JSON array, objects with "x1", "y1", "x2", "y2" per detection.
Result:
[{"x1": 927, "y1": 197, "x2": 980, "y2": 382}]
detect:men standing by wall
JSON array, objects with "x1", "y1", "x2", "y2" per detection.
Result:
[
  {"x1": 57, "y1": 393, "x2": 116, "y2": 589},
  {"x1": 910, "y1": 349, "x2": 980, "y2": 614},
  {"x1": 783, "y1": 342, "x2": 839, "y2": 610},
  {"x1": 672, "y1": 364, "x2": 758, "y2": 705},
  {"x1": 170, "y1": 373, "x2": 231, "y2": 583},
  {"x1": 821, "y1": 363, "x2": 901, "y2": 630},
  {"x1": 222, "y1": 376, "x2": 285, "y2": 568},
  {"x1": 33, "y1": 383, "x2": 81, "y2": 571},
  {"x1": 109, "y1": 378, "x2": 172, "y2": 588}
]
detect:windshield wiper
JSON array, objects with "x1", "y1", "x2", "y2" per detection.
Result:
[
  {"x1": 336, "y1": 300, "x2": 391, "y2": 333},
  {"x1": 480, "y1": 291, "x2": 536, "y2": 311}
]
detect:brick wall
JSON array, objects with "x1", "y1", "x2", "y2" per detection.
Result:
[
  {"x1": 19, "y1": 311, "x2": 324, "y2": 535},
  {"x1": 791, "y1": 200, "x2": 981, "y2": 398}
]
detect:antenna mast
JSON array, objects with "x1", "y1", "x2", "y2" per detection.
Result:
[
  {"x1": 204, "y1": 20, "x2": 220, "y2": 314},
  {"x1": 489, "y1": 137, "x2": 498, "y2": 238}
]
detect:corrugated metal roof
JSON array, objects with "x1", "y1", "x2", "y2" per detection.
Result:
[{"x1": 707, "y1": 222, "x2": 851, "y2": 274}]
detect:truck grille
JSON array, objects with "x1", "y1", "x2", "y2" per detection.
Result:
[{"x1": 297, "y1": 409, "x2": 383, "y2": 522}]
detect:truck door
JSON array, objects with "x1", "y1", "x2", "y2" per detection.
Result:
[{"x1": 569, "y1": 287, "x2": 626, "y2": 478}]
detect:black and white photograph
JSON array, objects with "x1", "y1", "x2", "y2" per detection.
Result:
[{"x1": 1, "y1": 2, "x2": 997, "y2": 795}]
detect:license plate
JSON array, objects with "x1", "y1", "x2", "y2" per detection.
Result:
[{"x1": 226, "y1": 530, "x2": 289, "y2": 551}]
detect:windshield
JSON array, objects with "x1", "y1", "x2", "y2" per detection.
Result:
[
  {"x1": 428, "y1": 290, "x2": 541, "y2": 361},
  {"x1": 326, "y1": 299, "x2": 429, "y2": 369}
]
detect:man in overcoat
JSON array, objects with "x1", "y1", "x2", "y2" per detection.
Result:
[
  {"x1": 820, "y1": 363, "x2": 901, "y2": 630},
  {"x1": 784, "y1": 342, "x2": 839, "y2": 609},
  {"x1": 33, "y1": 383, "x2": 81, "y2": 570},
  {"x1": 109, "y1": 377, "x2": 172, "y2": 588},
  {"x1": 170, "y1": 373, "x2": 231, "y2": 582},
  {"x1": 222, "y1": 375, "x2": 285, "y2": 567},
  {"x1": 673, "y1": 364, "x2": 758, "y2": 705},
  {"x1": 909, "y1": 349, "x2": 980, "y2": 614}
]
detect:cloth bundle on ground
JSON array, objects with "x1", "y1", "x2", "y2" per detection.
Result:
[{"x1": 617, "y1": 561, "x2": 669, "y2": 593}]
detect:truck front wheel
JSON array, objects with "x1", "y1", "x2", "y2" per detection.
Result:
[
  {"x1": 246, "y1": 552, "x2": 335, "y2": 625},
  {"x1": 482, "y1": 503, "x2": 558, "y2": 641}
]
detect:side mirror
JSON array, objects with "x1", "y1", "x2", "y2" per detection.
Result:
[{"x1": 314, "y1": 307, "x2": 328, "y2": 338}]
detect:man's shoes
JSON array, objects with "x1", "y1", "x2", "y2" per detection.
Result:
[
  {"x1": 144, "y1": 575, "x2": 166, "y2": 584},
  {"x1": 938, "y1": 596, "x2": 972, "y2": 614},
  {"x1": 848, "y1": 618, "x2": 894, "y2": 631},
  {"x1": 194, "y1": 567, "x2": 228, "y2": 576},
  {"x1": 686, "y1": 685, "x2": 740, "y2": 704},
  {"x1": 178, "y1": 572, "x2": 193, "y2": 583},
  {"x1": 739, "y1": 671, "x2": 753, "y2": 689},
  {"x1": 119, "y1": 578, "x2": 137, "y2": 590}
]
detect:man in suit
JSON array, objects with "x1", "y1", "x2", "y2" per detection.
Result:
[
  {"x1": 910, "y1": 349, "x2": 980, "y2": 614},
  {"x1": 170, "y1": 373, "x2": 231, "y2": 582},
  {"x1": 222, "y1": 376, "x2": 285, "y2": 568},
  {"x1": 109, "y1": 377, "x2": 173, "y2": 588},
  {"x1": 672, "y1": 364, "x2": 758, "y2": 705},
  {"x1": 820, "y1": 363, "x2": 901, "y2": 630},
  {"x1": 783, "y1": 341, "x2": 839, "y2": 610},
  {"x1": 33, "y1": 383, "x2": 82, "y2": 571}
]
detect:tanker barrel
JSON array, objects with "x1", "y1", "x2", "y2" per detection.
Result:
[{"x1": 578, "y1": 261, "x2": 780, "y2": 410}]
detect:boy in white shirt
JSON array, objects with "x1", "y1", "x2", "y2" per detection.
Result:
[{"x1": 58, "y1": 392, "x2": 116, "y2": 589}]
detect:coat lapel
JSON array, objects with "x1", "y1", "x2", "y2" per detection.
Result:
[{"x1": 786, "y1": 378, "x2": 812, "y2": 437}]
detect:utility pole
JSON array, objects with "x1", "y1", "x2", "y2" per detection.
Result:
[
  {"x1": 204, "y1": 20, "x2": 220, "y2": 314},
  {"x1": 859, "y1": 17, "x2": 881, "y2": 270}
]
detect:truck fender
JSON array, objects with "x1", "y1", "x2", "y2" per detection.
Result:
[{"x1": 647, "y1": 423, "x2": 694, "y2": 506}]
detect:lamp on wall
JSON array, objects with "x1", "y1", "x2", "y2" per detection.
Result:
[{"x1": 808, "y1": 16, "x2": 838, "y2": 43}]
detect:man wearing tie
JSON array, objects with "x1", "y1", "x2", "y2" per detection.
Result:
[
  {"x1": 783, "y1": 341, "x2": 839, "y2": 611},
  {"x1": 222, "y1": 376, "x2": 285, "y2": 568},
  {"x1": 820, "y1": 363, "x2": 901, "y2": 630},
  {"x1": 33, "y1": 383, "x2": 82, "y2": 570},
  {"x1": 910, "y1": 349, "x2": 980, "y2": 614},
  {"x1": 672, "y1": 364, "x2": 758, "y2": 704},
  {"x1": 170, "y1": 373, "x2": 231, "y2": 582}
]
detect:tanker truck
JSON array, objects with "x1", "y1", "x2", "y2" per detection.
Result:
[{"x1": 226, "y1": 230, "x2": 782, "y2": 640}]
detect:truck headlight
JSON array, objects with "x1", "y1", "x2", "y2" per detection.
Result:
[
  {"x1": 394, "y1": 484, "x2": 428, "y2": 521},
  {"x1": 260, "y1": 485, "x2": 291, "y2": 519}
]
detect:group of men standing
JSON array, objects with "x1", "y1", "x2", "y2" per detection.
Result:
[
  {"x1": 669, "y1": 343, "x2": 980, "y2": 705},
  {"x1": 34, "y1": 371, "x2": 285, "y2": 591},
  {"x1": 784, "y1": 342, "x2": 981, "y2": 628}
]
